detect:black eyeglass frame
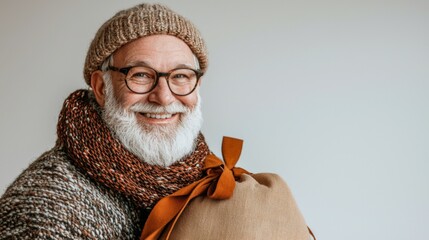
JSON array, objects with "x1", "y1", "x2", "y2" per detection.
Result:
[{"x1": 106, "y1": 65, "x2": 204, "y2": 96}]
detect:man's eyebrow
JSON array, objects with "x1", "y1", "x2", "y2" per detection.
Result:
[
  {"x1": 126, "y1": 60, "x2": 151, "y2": 67},
  {"x1": 126, "y1": 61, "x2": 195, "y2": 69},
  {"x1": 174, "y1": 63, "x2": 195, "y2": 69}
]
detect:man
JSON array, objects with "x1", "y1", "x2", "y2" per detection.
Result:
[
  {"x1": 0, "y1": 3, "x2": 210, "y2": 239},
  {"x1": 1, "y1": 3, "x2": 315, "y2": 240}
]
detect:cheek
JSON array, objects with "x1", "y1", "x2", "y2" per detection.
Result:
[
  {"x1": 113, "y1": 87, "x2": 148, "y2": 109},
  {"x1": 122, "y1": 95, "x2": 149, "y2": 108},
  {"x1": 178, "y1": 93, "x2": 199, "y2": 109}
]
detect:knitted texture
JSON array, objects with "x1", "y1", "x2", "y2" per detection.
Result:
[
  {"x1": 56, "y1": 90, "x2": 210, "y2": 209},
  {"x1": 0, "y1": 147, "x2": 145, "y2": 239},
  {"x1": 83, "y1": 3, "x2": 208, "y2": 85}
]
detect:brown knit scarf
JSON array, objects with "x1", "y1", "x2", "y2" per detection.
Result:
[{"x1": 56, "y1": 90, "x2": 210, "y2": 209}]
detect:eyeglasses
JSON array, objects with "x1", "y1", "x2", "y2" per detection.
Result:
[{"x1": 106, "y1": 65, "x2": 203, "y2": 96}]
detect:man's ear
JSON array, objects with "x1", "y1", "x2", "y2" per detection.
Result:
[{"x1": 91, "y1": 70, "x2": 106, "y2": 107}]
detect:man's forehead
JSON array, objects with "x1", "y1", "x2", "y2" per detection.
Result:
[
  {"x1": 121, "y1": 60, "x2": 195, "y2": 69},
  {"x1": 118, "y1": 35, "x2": 193, "y2": 54},
  {"x1": 113, "y1": 35, "x2": 197, "y2": 68}
]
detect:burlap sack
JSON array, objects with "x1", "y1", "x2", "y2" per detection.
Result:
[{"x1": 161, "y1": 173, "x2": 310, "y2": 240}]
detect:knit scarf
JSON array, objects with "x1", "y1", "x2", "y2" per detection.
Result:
[{"x1": 56, "y1": 90, "x2": 210, "y2": 209}]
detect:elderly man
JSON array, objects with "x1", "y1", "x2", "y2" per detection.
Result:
[
  {"x1": 1, "y1": 3, "x2": 315, "y2": 240},
  {"x1": 1, "y1": 3, "x2": 210, "y2": 239}
]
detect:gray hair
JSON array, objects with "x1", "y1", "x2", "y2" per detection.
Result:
[{"x1": 100, "y1": 55, "x2": 114, "y2": 90}]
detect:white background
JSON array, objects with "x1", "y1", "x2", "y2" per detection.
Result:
[{"x1": 1, "y1": 1, "x2": 428, "y2": 239}]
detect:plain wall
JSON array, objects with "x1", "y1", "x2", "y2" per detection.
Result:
[{"x1": 1, "y1": 0, "x2": 428, "y2": 239}]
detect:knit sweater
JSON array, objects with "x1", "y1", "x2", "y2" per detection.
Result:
[{"x1": 0, "y1": 146, "x2": 146, "y2": 239}]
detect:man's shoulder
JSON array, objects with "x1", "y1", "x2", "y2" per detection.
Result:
[
  {"x1": 0, "y1": 147, "x2": 143, "y2": 239},
  {"x1": 3, "y1": 147, "x2": 83, "y2": 194},
  {"x1": 0, "y1": 146, "x2": 134, "y2": 210}
]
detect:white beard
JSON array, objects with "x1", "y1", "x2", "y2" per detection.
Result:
[{"x1": 101, "y1": 76, "x2": 203, "y2": 167}]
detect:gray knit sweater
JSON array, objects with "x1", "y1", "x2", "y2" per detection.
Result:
[{"x1": 0, "y1": 147, "x2": 145, "y2": 239}]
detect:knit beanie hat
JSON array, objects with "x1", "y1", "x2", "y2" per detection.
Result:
[{"x1": 83, "y1": 3, "x2": 208, "y2": 85}]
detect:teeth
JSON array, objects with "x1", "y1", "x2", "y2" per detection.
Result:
[{"x1": 143, "y1": 113, "x2": 173, "y2": 119}]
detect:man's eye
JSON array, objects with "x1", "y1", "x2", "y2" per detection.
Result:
[
  {"x1": 132, "y1": 72, "x2": 153, "y2": 79},
  {"x1": 128, "y1": 72, "x2": 155, "y2": 85},
  {"x1": 172, "y1": 74, "x2": 190, "y2": 79}
]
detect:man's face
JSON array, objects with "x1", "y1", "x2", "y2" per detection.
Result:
[
  {"x1": 91, "y1": 35, "x2": 203, "y2": 167},
  {"x1": 109, "y1": 34, "x2": 200, "y2": 126}
]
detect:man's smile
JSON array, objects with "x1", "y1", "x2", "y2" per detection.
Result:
[
  {"x1": 137, "y1": 112, "x2": 180, "y2": 124},
  {"x1": 141, "y1": 112, "x2": 174, "y2": 119}
]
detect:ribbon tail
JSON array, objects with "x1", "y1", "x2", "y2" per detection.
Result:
[
  {"x1": 140, "y1": 177, "x2": 214, "y2": 240},
  {"x1": 163, "y1": 177, "x2": 215, "y2": 239}
]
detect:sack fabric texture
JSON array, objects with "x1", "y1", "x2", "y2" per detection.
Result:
[{"x1": 160, "y1": 173, "x2": 310, "y2": 240}]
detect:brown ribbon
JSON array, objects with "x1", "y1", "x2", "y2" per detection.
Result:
[{"x1": 140, "y1": 136, "x2": 248, "y2": 240}]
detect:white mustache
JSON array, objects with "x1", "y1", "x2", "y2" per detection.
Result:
[{"x1": 129, "y1": 102, "x2": 190, "y2": 114}]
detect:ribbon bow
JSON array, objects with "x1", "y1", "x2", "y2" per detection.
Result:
[{"x1": 140, "y1": 137, "x2": 249, "y2": 240}]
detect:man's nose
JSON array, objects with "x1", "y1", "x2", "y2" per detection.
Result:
[{"x1": 147, "y1": 77, "x2": 175, "y2": 106}]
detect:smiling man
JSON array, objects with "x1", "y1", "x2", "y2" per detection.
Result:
[{"x1": 0, "y1": 3, "x2": 211, "y2": 239}]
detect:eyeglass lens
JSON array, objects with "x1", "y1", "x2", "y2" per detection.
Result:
[{"x1": 125, "y1": 66, "x2": 198, "y2": 95}]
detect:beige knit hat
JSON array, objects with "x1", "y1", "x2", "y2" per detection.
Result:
[{"x1": 83, "y1": 3, "x2": 208, "y2": 85}]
